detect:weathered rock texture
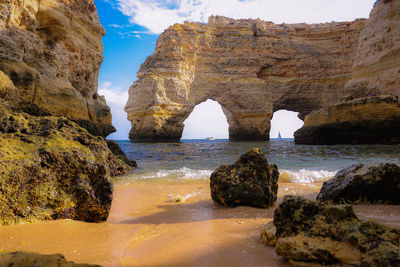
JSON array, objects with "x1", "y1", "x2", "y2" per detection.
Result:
[
  {"x1": 0, "y1": 0, "x2": 114, "y2": 137},
  {"x1": 126, "y1": 0, "x2": 399, "y2": 143},
  {"x1": 294, "y1": 95, "x2": 400, "y2": 144},
  {"x1": 345, "y1": 0, "x2": 400, "y2": 98},
  {"x1": 261, "y1": 195, "x2": 400, "y2": 266},
  {"x1": 0, "y1": 251, "x2": 101, "y2": 267},
  {"x1": 296, "y1": 0, "x2": 400, "y2": 144},
  {"x1": 317, "y1": 163, "x2": 400, "y2": 204},
  {"x1": 0, "y1": 101, "x2": 130, "y2": 225},
  {"x1": 125, "y1": 15, "x2": 366, "y2": 142},
  {"x1": 210, "y1": 148, "x2": 279, "y2": 208}
]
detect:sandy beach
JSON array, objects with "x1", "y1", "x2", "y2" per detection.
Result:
[{"x1": 1, "y1": 179, "x2": 399, "y2": 267}]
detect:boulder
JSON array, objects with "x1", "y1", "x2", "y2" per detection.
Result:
[
  {"x1": 262, "y1": 195, "x2": 400, "y2": 266},
  {"x1": 317, "y1": 163, "x2": 400, "y2": 204},
  {"x1": 210, "y1": 148, "x2": 279, "y2": 208},
  {"x1": 0, "y1": 106, "x2": 130, "y2": 225},
  {"x1": 0, "y1": 251, "x2": 101, "y2": 267}
]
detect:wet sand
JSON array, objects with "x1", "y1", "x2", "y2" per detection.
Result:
[{"x1": 1, "y1": 179, "x2": 399, "y2": 267}]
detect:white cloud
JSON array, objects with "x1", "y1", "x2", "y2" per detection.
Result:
[
  {"x1": 99, "y1": 81, "x2": 131, "y2": 139},
  {"x1": 116, "y1": 0, "x2": 375, "y2": 34},
  {"x1": 108, "y1": 23, "x2": 124, "y2": 28},
  {"x1": 99, "y1": 81, "x2": 129, "y2": 107}
]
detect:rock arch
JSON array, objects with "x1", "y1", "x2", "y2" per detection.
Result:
[{"x1": 125, "y1": 2, "x2": 399, "y2": 143}]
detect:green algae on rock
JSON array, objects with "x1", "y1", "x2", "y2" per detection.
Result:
[
  {"x1": 210, "y1": 148, "x2": 279, "y2": 208},
  {"x1": 261, "y1": 195, "x2": 400, "y2": 266},
  {"x1": 0, "y1": 251, "x2": 101, "y2": 267},
  {"x1": 0, "y1": 106, "x2": 130, "y2": 225}
]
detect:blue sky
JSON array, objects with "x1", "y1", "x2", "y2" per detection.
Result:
[{"x1": 95, "y1": 0, "x2": 375, "y2": 140}]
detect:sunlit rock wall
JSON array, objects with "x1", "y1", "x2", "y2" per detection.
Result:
[
  {"x1": 345, "y1": 0, "x2": 400, "y2": 98},
  {"x1": 125, "y1": 15, "x2": 366, "y2": 142},
  {"x1": 0, "y1": 0, "x2": 114, "y2": 137},
  {"x1": 295, "y1": 0, "x2": 400, "y2": 145}
]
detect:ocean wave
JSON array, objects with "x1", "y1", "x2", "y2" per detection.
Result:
[
  {"x1": 279, "y1": 169, "x2": 337, "y2": 183},
  {"x1": 134, "y1": 167, "x2": 213, "y2": 180},
  {"x1": 130, "y1": 167, "x2": 336, "y2": 183}
]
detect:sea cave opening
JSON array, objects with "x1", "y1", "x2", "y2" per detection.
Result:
[
  {"x1": 270, "y1": 110, "x2": 304, "y2": 139},
  {"x1": 181, "y1": 99, "x2": 229, "y2": 140}
]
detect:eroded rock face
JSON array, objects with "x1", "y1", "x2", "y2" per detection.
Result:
[
  {"x1": 126, "y1": 0, "x2": 399, "y2": 144},
  {"x1": 210, "y1": 148, "x2": 279, "y2": 208},
  {"x1": 262, "y1": 195, "x2": 400, "y2": 266},
  {"x1": 317, "y1": 163, "x2": 400, "y2": 204},
  {"x1": 345, "y1": 0, "x2": 400, "y2": 98},
  {"x1": 294, "y1": 95, "x2": 400, "y2": 144},
  {"x1": 295, "y1": 0, "x2": 400, "y2": 145},
  {"x1": 125, "y1": 15, "x2": 366, "y2": 142},
  {"x1": 0, "y1": 251, "x2": 101, "y2": 267},
  {"x1": 0, "y1": 0, "x2": 114, "y2": 137},
  {"x1": 0, "y1": 104, "x2": 130, "y2": 225}
]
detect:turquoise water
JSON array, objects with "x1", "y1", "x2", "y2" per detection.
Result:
[{"x1": 117, "y1": 139, "x2": 400, "y2": 183}]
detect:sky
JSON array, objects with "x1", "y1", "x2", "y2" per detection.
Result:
[{"x1": 95, "y1": 0, "x2": 376, "y2": 140}]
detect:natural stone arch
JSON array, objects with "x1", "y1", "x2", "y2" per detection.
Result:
[{"x1": 125, "y1": 16, "x2": 368, "y2": 142}]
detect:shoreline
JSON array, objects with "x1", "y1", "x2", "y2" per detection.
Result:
[{"x1": 1, "y1": 179, "x2": 399, "y2": 266}]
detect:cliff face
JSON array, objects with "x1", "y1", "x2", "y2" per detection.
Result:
[
  {"x1": 345, "y1": 0, "x2": 400, "y2": 98},
  {"x1": 126, "y1": 0, "x2": 399, "y2": 143},
  {"x1": 294, "y1": 95, "x2": 400, "y2": 144},
  {"x1": 295, "y1": 0, "x2": 400, "y2": 145},
  {"x1": 0, "y1": 0, "x2": 114, "y2": 137},
  {"x1": 125, "y1": 15, "x2": 365, "y2": 142}
]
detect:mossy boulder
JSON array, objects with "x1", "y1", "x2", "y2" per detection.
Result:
[
  {"x1": 317, "y1": 163, "x2": 400, "y2": 204},
  {"x1": 261, "y1": 195, "x2": 400, "y2": 266},
  {"x1": 0, "y1": 106, "x2": 130, "y2": 225},
  {"x1": 0, "y1": 251, "x2": 101, "y2": 267},
  {"x1": 210, "y1": 148, "x2": 279, "y2": 208}
]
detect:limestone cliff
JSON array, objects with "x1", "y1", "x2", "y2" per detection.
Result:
[
  {"x1": 294, "y1": 95, "x2": 400, "y2": 144},
  {"x1": 0, "y1": 0, "x2": 114, "y2": 137},
  {"x1": 296, "y1": 0, "x2": 400, "y2": 145},
  {"x1": 126, "y1": 0, "x2": 399, "y2": 143},
  {"x1": 345, "y1": 0, "x2": 400, "y2": 98},
  {"x1": 125, "y1": 16, "x2": 366, "y2": 142}
]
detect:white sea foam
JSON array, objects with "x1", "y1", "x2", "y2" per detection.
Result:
[
  {"x1": 131, "y1": 167, "x2": 336, "y2": 183},
  {"x1": 135, "y1": 167, "x2": 213, "y2": 180},
  {"x1": 279, "y1": 169, "x2": 337, "y2": 183}
]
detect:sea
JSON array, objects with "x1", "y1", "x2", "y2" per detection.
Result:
[{"x1": 116, "y1": 139, "x2": 400, "y2": 183}]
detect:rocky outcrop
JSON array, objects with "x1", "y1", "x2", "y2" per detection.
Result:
[
  {"x1": 317, "y1": 163, "x2": 400, "y2": 204},
  {"x1": 0, "y1": 103, "x2": 130, "y2": 225},
  {"x1": 106, "y1": 140, "x2": 137, "y2": 167},
  {"x1": 344, "y1": 0, "x2": 400, "y2": 98},
  {"x1": 0, "y1": 0, "x2": 114, "y2": 137},
  {"x1": 210, "y1": 148, "x2": 279, "y2": 208},
  {"x1": 0, "y1": 251, "x2": 101, "y2": 267},
  {"x1": 126, "y1": 0, "x2": 399, "y2": 144},
  {"x1": 262, "y1": 195, "x2": 400, "y2": 266},
  {"x1": 125, "y1": 15, "x2": 366, "y2": 142},
  {"x1": 294, "y1": 95, "x2": 400, "y2": 144},
  {"x1": 296, "y1": 0, "x2": 400, "y2": 145}
]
